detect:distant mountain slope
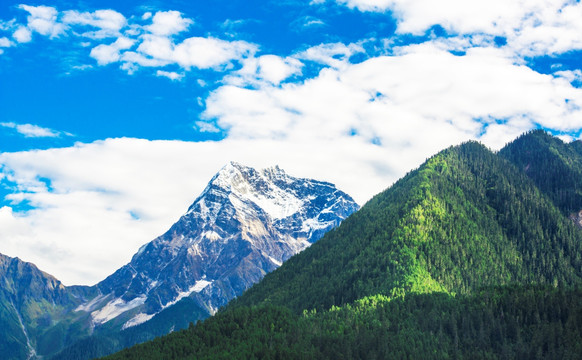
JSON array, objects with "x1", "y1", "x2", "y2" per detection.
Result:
[
  {"x1": 0, "y1": 254, "x2": 94, "y2": 360},
  {"x1": 105, "y1": 133, "x2": 582, "y2": 359}
]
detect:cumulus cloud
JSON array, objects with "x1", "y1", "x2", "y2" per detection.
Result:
[
  {"x1": 2, "y1": 6, "x2": 255, "y2": 74},
  {"x1": 156, "y1": 70, "x2": 184, "y2": 80},
  {"x1": 227, "y1": 55, "x2": 303, "y2": 86},
  {"x1": 0, "y1": 122, "x2": 67, "y2": 138},
  {"x1": 3, "y1": 1, "x2": 582, "y2": 288},
  {"x1": 206, "y1": 42, "x2": 582, "y2": 152},
  {"x1": 12, "y1": 26, "x2": 32, "y2": 43},
  {"x1": 0, "y1": 37, "x2": 12, "y2": 48},
  {"x1": 145, "y1": 10, "x2": 192, "y2": 36},
  {"x1": 119, "y1": 35, "x2": 256, "y2": 71},
  {"x1": 90, "y1": 37, "x2": 135, "y2": 65},
  {"x1": 18, "y1": 4, "x2": 66, "y2": 38},
  {"x1": 297, "y1": 42, "x2": 365, "y2": 69},
  {"x1": 334, "y1": 0, "x2": 582, "y2": 56},
  {"x1": 62, "y1": 9, "x2": 126, "y2": 39}
]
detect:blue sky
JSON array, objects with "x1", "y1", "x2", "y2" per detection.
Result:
[{"x1": 1, "y1": 0, "x2": 582, "y2": 285}]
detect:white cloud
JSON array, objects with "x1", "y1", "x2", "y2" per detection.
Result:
[
  {"x1": 0, "y1": 122, "x2": 65, "y2": 138},
  {"x1": 297, "y1": 42, "x2": 365, "y2": 69},
  {"x1": 194, "y1": 121, "x2": 220, "y2": 133},
  {"x1": 120, "y1": 35, "x2": 256, "y2": 71},
  {"x1": 172, "y1": 37, "x2": 256, "y2": 69},
  {"x1": 227, "y1": 55, "x2": 303, "y2": 86},
  {"x1": 554, "y1": 70, "x2": 582, "y2": 84},
  {"x1": 292, "y1": 15, "x2": 326, "y2": 31},
  {"x1": 335, "y1": 0, "x2": 582, "y2": 56},
  {"x1": 156, "y1": 70, "x2": 184, "y2": 80},
  {"x1": 206, "y1": 42, "x2": 582, "y2": 153},
  {"x1": 12, "y1": 26, "x2": 32, "y2": 43},
  {"x1": 0, "y1": 137, "x2": 389, "y2": 285},
  {"x1": 3, "y1": 6, "x2": 253, "y2": 74},
  {"x1": 90, "y1": 37, "x2": 135, "y2": 65},
  {"x1": 62, "y1": 9, "x2": 127, "y2": 39},
  {"x1": 0, "y1": 37, "x2": 12, "y2": 47},
  {"x1": 18, "y1": 4, "x2": 66, "y2": 38},
  {"x1": 146, "y1": 10, "x2": 192, "y2": 36}
]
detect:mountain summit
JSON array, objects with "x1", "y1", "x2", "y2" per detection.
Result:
[{"x1": 89, "y1": 162, "x2": 359, "y2": 329}]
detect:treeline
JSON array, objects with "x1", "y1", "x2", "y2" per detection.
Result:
[{"x1": 103, "y1": 285, "x2": 582, "y2": 360}]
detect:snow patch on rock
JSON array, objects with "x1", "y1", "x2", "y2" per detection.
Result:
[
  {"x1": 122, "y1": 313, "x2": 155, "y2": 330},
  {"x1": 91, "y1": 295, "x2": 147, "y2": 325}
]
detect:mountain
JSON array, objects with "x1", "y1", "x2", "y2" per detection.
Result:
[
  {"x1": 0, "y1": 254, "x2": 95, "y2": 360},
  {"x1": 89, "y1": 161, "x2": 358, "y2": 330},
  {"x1": 499, "y1": 129, "x2": 582, "y2": 215},
  {"x1": 0, "y1": 162, "x2": 357, "y2": 360},
  {"x1": 104, "y1": 132, "x2": 582, "y2": 359},
  {"x1": 231, "y1": 139, "x2": 582, "y2": 312}
]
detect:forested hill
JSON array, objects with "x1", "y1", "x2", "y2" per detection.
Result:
[
  {"x1": 230, "y1": 139, "x2": 582, "y2": 312},
  {"x1": 103, "y1": 132, "x2": 582, "y2": 359},
  {"x1": 499, "y1": 129, "x2": 582, "y2": 215}
]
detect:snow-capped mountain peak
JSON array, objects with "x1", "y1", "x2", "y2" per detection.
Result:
[{"x1": 86, "y1": 163, "x2": 358, "y2": 330}]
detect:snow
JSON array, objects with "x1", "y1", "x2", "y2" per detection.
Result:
[
  {"x1": 91, "y1": 295, "x2": 147, "y2": 325},
  {"x1": 162, "y1": 280, "x2": 213, "y2": 309},
  {"x1": 202, "y1": 231, "x2": 221, "y2": 241},
  {"x1": 301, "y1": 217, "x2": 331, "y2": 232},
  {"x1": 244, "y1": 189, "x2": 303, "y2": 220},
  {"x1": 268, "y1": 256, "x2": 282, "y2": 266},
  {"x1": 75, "y1": 293, "x2": 110, "y2": 312},
  {"x1": 210, "y1": 162, "x2": 305, "y2": 220},
  {"x1": 192, "y1": 279, "x2": 212, "y2": 292},
  {"x1": 122, "y1": 313, "x2": 155, "y2": 330}
]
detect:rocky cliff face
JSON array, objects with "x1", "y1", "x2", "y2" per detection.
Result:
[{"x1": 87, "y1": 162, "x2": 359, "y2": 330}]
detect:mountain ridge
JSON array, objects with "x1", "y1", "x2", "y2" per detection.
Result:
[
  {"x1": 103, "y1": 131, "x2": 582, "y2": 359},
  {"x1": 0, "y1": 162, "x2": 358, "y2": 360}
]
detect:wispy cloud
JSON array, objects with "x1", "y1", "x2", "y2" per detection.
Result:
[
  {"x1": 0, "y1": 122, "x2": 70, "y2": 138},
  {"x1": 61, "y1": 9, "x2": 126, "y2": 39},
  {"x1": 291, "y1": 15, "x2": 326, "y2": 32},
  {"x1": 156, "y1": 70, "x2": 184, "y2": 81}
]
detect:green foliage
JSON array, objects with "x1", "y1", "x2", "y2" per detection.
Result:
[
  {"x1": 499, "y1": 129, "x2": 582, "y2": 215},
  {"x1": 230, "y1": 140, "x2": 582, "y2": 313},
  {"x1": 51, "y1": 297, "x2": 210, "y2": 360},
  {"x1": 103, "y1": 286, "x2": 582, "y2": 360}
]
